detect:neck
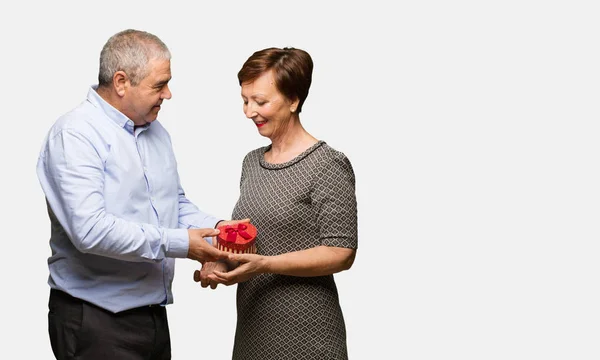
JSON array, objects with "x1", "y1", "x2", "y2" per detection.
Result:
[
  {"x1": 96, "y1": 85, "x2": 124, "y2": 113},
  {"x1": 269, "y1": 120, "x2": 317, "y2": 156}
]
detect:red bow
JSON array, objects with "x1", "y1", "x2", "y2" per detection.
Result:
[{"x1": 224, "y1": 224, "x2": 251, "y2": 242}]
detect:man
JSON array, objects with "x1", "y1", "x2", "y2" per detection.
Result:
[{"x1": 36, "y1": 29, "x2": 237, "y2": 359}]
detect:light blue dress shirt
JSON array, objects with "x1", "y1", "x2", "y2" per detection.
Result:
[{"x1": 36, "y1": 86, "x2": 219, "y2": 313}]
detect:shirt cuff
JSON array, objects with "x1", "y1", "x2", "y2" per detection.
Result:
[{"x1": 166, "y1": 228, "x2": 190, "y2": 258}]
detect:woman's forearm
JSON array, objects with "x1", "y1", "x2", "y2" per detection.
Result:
[{"x1": 263, "y1": 246, "x2": 356, "y2": 277}]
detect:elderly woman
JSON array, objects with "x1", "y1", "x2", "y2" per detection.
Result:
[{"x1": 202, "y1": 47, "x2": 358, "y2": 359}]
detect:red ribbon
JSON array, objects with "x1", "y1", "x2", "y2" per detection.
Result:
[{"x1": 224, "y1": 224, "x2": 251, "y2": 242}]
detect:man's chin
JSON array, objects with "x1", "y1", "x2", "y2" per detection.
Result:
[{"x1": 133, "y1": 118, "x2": 155, "y2": 127}]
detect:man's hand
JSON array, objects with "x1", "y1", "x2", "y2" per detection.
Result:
[
  {"x1": 193, "y1": 261, "x2": 228, "y2": 289},
  {"x1": 187, "y1": 228, "x2": 229, "y2": 263}
]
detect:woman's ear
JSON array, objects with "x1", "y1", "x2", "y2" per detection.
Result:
[{"x1": 290, "y1": 98, "x2": 300, "y2": 113}]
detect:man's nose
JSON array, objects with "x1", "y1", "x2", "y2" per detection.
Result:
[{"x1": 162, "y1": 85, "x2": 172, "y2": 100}]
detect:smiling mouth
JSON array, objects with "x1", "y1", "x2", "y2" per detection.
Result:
[{"x1": 255, "y1": 120, "x2": 267, "y2": 128}]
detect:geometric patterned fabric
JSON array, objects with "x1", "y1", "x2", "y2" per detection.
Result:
[{"x1": 231, "y1": 141, "x2": 358, "y2": 359}]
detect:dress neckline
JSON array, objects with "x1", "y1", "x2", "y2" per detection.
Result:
[{"x1": 259, "y1": 140, "x2": 326, "y2": 170}]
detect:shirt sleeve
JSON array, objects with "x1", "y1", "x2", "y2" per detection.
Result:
[
  {"x1": 37, "y1": 129, "x2": 190, "y2": 262},
  {"x1": 312, "y1": 151, "x2": 359, "y2": 249},
  {"x1": 158, "y1": 125, "x2": 220, "y2": 231},
  {"x1": 177, "y1": 179, "x2": 221, "y2": 230}
]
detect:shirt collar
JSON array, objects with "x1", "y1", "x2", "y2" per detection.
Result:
[{"x1": 86, "y1": 85, "x2": 136, "y2": 131}]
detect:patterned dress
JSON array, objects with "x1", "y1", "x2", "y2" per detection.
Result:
[{"x1": 231, "y1": 141, "x2": 358, "y2": 360}]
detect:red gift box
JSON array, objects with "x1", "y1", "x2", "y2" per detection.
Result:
[{"x1": 216, "y1": 223, "x2": 257, "y2": 254}]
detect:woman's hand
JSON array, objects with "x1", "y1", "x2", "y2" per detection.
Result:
[{"x1": 208, "y1": 253, "x2": 268, "y2": 286}]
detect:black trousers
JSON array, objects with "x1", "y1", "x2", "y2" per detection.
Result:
[{"x1": 48, "y1": 289, "x2": 171, "y2": 360}]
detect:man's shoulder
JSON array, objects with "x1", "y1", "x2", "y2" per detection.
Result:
[{"x1": 49, "y1": 100, "x2": 100, "y2": 136}]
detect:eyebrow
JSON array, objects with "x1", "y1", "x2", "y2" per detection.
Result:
[
  {"x1": 155, "y1": 77, "x2": 171, "y2": 87},
  {"x1": 245, "y1": 93, "x2": 267, "y2": 98}
]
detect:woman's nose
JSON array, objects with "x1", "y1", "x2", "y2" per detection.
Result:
[{"x1": 244, "y1": 103, "x2": 257, "y2": 118}]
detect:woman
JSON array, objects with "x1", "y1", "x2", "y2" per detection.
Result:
[{"x1": 208, "y1": 47, "x2": 358, "y2": 359}]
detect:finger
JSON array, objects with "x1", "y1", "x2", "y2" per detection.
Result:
[
  {"x1": 212, "y1": 268, "x2": 242, "y2": 283},
  {"x1": 200, "y1": 271, "x2": 210, "y2": 287},
  {"x1": 199, "y1": 228, "x2": 220, "y2": 237},
  {"x1": 208, "y1": 274, "x2": 232, "y2": 286},
  {"x1": 195, "y1": 268, "x2": 208, "y2": 287},
  {"x1": 210, "y1": 271, "x2": 230, "y2": 282},
  {"x1": 210, "y1": 280, "x2": 218, "y2": 290}
]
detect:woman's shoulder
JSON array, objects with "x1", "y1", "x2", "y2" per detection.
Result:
[
  {"x1": 315, "y1": 141, "x2": 353, "y2": 165},
  {"x1": 310, "y1": 142, "x2": 356, "y2": 188},
  {"x1": 242, "y1": 145, "x2": 269, "y2": 164},
  {"x1": 309, "y1": 141, "x2": 355, "y2": 179}
]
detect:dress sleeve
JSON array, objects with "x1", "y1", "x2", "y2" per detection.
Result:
[
  {"x1": 239, "y1": 153, "x2": 250, "y2": 189},
  {"x1": 312, "y1": 151, "x2": 358, "y2": 249}
]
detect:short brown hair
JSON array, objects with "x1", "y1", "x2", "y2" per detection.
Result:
[{"x1": 238, "y1": 47, "x2": 313, "y2": 114}]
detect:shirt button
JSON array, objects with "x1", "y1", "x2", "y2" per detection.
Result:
[{"x1": 143, "y1": 166, "x2": 148, "y2": 172}]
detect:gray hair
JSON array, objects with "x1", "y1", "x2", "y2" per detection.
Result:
[{"x1": 98, "y1": 29, "x2": 171, "y2": 87}]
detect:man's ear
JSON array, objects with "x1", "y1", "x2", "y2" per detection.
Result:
[{"x1": 113, "y1": 71, "x2": 128, "y2": 97}]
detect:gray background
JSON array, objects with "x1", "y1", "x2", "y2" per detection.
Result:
[{"x1": 1, "y1": 0, "x2": 598, "y2": 359}]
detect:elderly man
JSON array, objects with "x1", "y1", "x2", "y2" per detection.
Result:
[{"x1": 37, "y1": 29, "x2": 237, "y2": 359}]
